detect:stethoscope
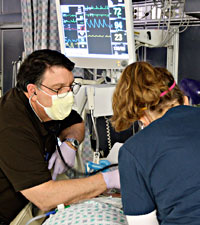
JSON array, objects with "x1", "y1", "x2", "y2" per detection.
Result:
[
  {"x1": 54, "y1": 134, "x2": 118, "y2": 178},
  {"x1": 29, "y1": 94, "x2": 118, "y2": 178}
]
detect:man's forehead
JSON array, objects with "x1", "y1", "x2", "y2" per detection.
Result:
[
  {"x1": 44, "y1": 65, "x2": 71, "y2": 74},
  {"x1": 42, "y1": 66, "x2": 73, "y2": 85},
  {"x1": 43, "y1": 66, "x2": 73, "y2": 79}
]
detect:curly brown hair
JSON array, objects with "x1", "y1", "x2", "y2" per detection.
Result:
[{"x1": 111, "y1": 62, "x2": 184, "y2": 132}]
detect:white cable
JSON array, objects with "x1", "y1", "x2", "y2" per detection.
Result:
[
  {"x1": 105, "y1": 70, "x2": 111, "y2": 84},
  {"x1": 12, "y1": 61, "x2": 17, "y2": 88},
  {"x1": 179, "y1": 18, "x2": 190, "y2": 33},
  {"x1": 135, "y1": 43, "x2": 144, "y2": 50},
  {"x1": 91, "y1": 110, "x2": 99, "y2": 152},
  {"x1": 87, "y1": 69, "x2": 102, "y2": 80},
  {"x1": 158, "y1": 0, "x2": 172, "y2": 47},
  {"x1": 87, "y1": 69, "x2": 96, "y2": 77},
  {"x1": 134, "y1": 0, "x2": 189, "y2": 49},
  {"x1": 137, "y1": 5, "x2": 156, "y2": 20},
  {"x1": 25, "y1": 214, "x2": 46, "y2": 225},
  {"x1": 104, "y1": 116, "x2": 112, "y2": 152},
  {"x1": 155, "y1": 0, "x2": 188, "y2": 47},
  {"x1": 178, "y1": 0, "x2": 190, "y2": 33}
]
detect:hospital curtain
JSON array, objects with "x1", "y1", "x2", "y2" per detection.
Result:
[
  {"x1": 20, "y1": 0, "x2": 92, "y2": 168},
  {"x1": 21, "y1": 0, "x2": 60, "y2": 56}
]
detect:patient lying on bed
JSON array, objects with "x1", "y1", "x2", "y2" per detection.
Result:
[
  {"x1": 43, "y1": 143, "x2": 126, "y2": 225},
  {"x1": 42, "y1": 195, "x2": 127, "y2": 225}
]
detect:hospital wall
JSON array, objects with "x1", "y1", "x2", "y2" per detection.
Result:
[{"x1": 0, "y1": 0, "x2": 24, "y2": 95}]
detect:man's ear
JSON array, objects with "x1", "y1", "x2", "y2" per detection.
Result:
[
  {"x1": 26, "y1": 84, "x2": 37, "y2": 100},
  {"x1": 183, "y1": 95, "x2": 189, "y2": 105}
]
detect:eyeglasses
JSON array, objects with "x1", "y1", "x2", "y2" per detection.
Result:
[{"x1": 39, "y1": 82, "x2": 81, "y2": 97}]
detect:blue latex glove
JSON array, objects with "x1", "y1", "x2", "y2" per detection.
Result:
[
  {"x1": 48, "y1": 142, "x2": 76, "y2": 180},
  {"x1": 85, "y1": 160, "x2": 111, "y2": 174},
  {"x1": 102, "y1": 169, "x2": 120, "y2": 189}
]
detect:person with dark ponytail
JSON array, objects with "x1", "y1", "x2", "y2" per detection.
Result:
[{"x1": 111, "y1": 62, "x2": 200, "y2": 224}]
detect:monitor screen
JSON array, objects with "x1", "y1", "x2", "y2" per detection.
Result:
[{"x1": 56, "y1": 0, "x2": 136, "y2": 69}]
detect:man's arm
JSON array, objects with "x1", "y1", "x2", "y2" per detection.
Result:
[
  {"x1": 59, "y1": 121, "x2": 85, "y2": 144},
  {"x1": 21, "y1": 173, "x2": 106, "y2": 212}
]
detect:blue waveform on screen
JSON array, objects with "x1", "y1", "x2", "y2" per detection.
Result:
[{"x1": 86, "y1": 18, "x2": 111, "y2": 29}]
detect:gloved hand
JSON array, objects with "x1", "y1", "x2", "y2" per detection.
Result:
[
  {"x1": 48, "y1": 142, "x2": 76, "y2": 180},
  {"x1": 102, "y1": 169, "x2": 120, "y2": 189}
]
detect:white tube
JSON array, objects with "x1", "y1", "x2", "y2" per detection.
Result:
[{"x1": 25, "y1": 214, "x2": 46, "y2": 225}]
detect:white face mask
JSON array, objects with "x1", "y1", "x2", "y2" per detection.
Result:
[{"x1": 36, "y1": 89, "x2": 74, "y2": 120}]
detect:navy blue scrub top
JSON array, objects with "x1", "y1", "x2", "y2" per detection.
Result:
[{"x1": 119, "y1": 105, "x2": 200, "y2": 225}]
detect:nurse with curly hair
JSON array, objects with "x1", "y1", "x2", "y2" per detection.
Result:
[{"x1": 112, "y1": 62, "x2": 200, "y2": 225}]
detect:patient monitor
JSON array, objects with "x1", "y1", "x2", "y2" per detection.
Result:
[{"x1": 56, "y1": 0, "x2": 136, "y2": 69}]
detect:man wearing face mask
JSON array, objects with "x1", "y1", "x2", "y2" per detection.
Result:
[{"x1": 0, "y1": 49, "x2": 120, "y2": 225}]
